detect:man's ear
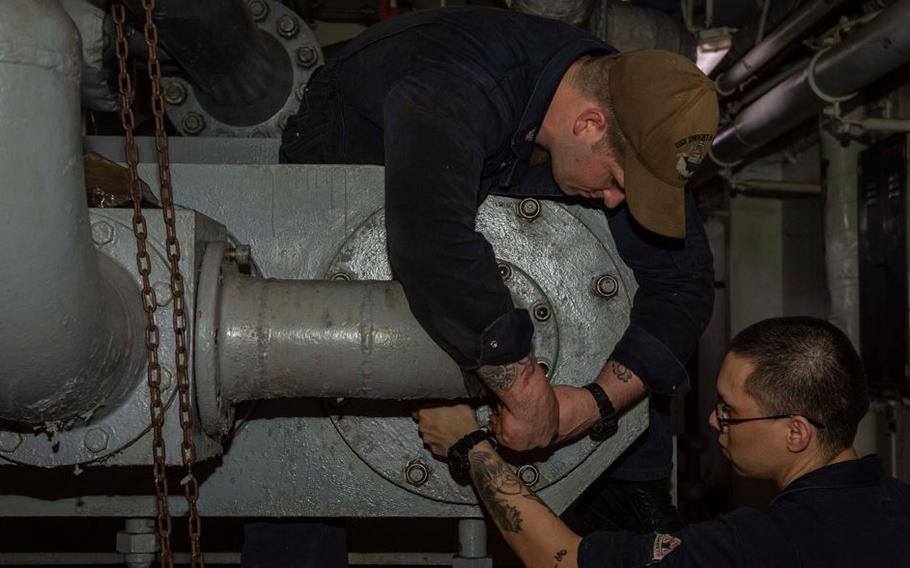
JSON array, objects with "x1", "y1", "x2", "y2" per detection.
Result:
[
  {"x1": 572, "y1": 108, "x2": 607, "y2": 142},
  {"x1": 785, "y1": 416, "x2": 815, "y2": 454}
]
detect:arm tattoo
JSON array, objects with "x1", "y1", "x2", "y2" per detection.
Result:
[
  {"x1": 477, "y1": 354, "x2": 534, "y2": 393},
  {"x1": 469, "y1": 451, "x2": 555, "y2": 533},
  {"x1": 555, "y1": 549, "x2": 567, "y2": 563},
  {"x1": 609, "y1": 360, "x2": 634, "y2": 384}
]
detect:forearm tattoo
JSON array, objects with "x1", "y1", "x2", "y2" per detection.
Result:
[
  {"x1": 555, "y1": 549, "x2": 567, "y2": 563},
  {"x1": 469, "y1": 451, "x2": 554, "y2": 534},
  {"x1": 477, "y1": 354, "x2": 535, "y2": 393},
  {"x1": 609, "y1": 360, "x2": 634, "y2": 383}
]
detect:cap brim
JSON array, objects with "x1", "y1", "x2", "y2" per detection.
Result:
[{"x1": 624, "y1": 151, "x2": 686, "y2": 239}]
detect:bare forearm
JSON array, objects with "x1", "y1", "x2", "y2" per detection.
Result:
[
  {"x1": 595, "y1": 360, "x2": 647, "y2": 412},
  {"x1": 553, "y1": 360, "x2": 648, "y2": 444},
  {"x1": 468, "y1": 442, "x2": 580, "y2": 568}
]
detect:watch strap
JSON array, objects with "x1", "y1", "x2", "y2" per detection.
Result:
[
  {"x1": 583, "y1": 382, "x2": 619, "y2": 440},
  {"x1": 447, "y1": 428, "x2": 497, "y2": 479}
]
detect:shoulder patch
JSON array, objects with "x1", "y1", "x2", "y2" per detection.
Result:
[{"x1": 648, "y1": 532, "x2": 682, "y2": 564}]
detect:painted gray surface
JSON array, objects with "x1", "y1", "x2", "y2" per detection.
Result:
[
  {"x1": 0, "y1": 0, "x2": 142, "y2": 426},
  {"x1": 327, "y1": 199, "x2": 637, "y2": 504},
  {"x1": 219, "y1": 278, "x2": 468, "y2": 401},
  {"x1": 84, "y1": 136, "x2": 282, "y2": 164},
  {"x1": 0, "y1": 160, "x2": 645, "y2": 516},
  {"x1": 0, "y1": 209, "x2": 225, "y2": 467},
  {"x1": 60, "y1": 0, "x2": 119, "y2": 111}
]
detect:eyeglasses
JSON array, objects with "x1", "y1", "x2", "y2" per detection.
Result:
[{"x1": 714, "y1": 399, "x2": 826, "y2": 431}]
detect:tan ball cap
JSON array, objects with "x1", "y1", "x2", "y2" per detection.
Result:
[{"x1": 609, "y1": 50, "x2": 719, "y2": 239}]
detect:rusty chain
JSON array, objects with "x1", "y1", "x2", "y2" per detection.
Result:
[{"x1": 112, "y1": 2, "x2": 204, "y2": 566}]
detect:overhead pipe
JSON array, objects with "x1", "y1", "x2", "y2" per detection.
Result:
[
  {"x1": 715, "y1": 0, "x2": 846, "y2": 95},
  {"x1": 216, "y1": 275, "x2": 469, "y2": 404},
  {"x1": 510, "y1": 0, "x2": 695, "y2": 59},
  {"x1": 730, "y1": 179, "x2": 821, "y2": 196},
  {"x1": 0, "y1": 0, "x2": 144, "y2": 426},
  {"x1": 711, "y1": 0, "x2": 910, "y2": 165}
]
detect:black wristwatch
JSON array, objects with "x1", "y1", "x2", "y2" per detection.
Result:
[
  {"x1": 583, "y1": 382, "x2": 619, "y2": 440},
  {"x1": 447, "y1": 428, "x2": 497, "y2": 479}
]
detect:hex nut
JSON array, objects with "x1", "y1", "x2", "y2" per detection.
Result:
[
  {"x1": 517, "y1": 464, "x2": 540, "y2": 487},
  {"x1": 497, "y1": 262, "x2": 512, "y2": 281},
  {"x1": 116, "y1": 530, "x2": 158, "y2": 554},
  {"x1": 532, "y1": 303, "x2": 551, "y2": 322},
  {"x1": 160, "y1": 367, "x2": 173, "y2": 390},
  {"x1": 153, "y1": 282, "x2": 172, "y2": 307},
  {"x1": 330, "y1": 271, "x2": 351, "y2": 281},
  {"x1": 296, "y1": 45, "x2": 318, "y2": 68},
  {"x1": 594, "y1": 274, "x2": 619, "y2": 298},
  {"x1": 295, "y1": 83, "x2": 307, "y2": 101},
  {"x1": 277, "y1": 14, "x2": 300, "y2": 38},
  {"x1": 405, "y1": 459, "x2": 430, "y2": 487},
  {"x1": 0, "y1": 431, "x2": 23, "y2": 453},
  {"x1": 247, "y1": 0, "x2": 269, "y2": 22},
  {"x1": 163, "y1": 81, "x2": 187, "y2": 106},
  {"x1": 91, "y1": 221, "x2": 115, "y2": 246},
  {"x1": 182, "y1": 112, "x2": 206, "y2": 136},
  {"x1": 518, "y1": 198, "x2": 541, "y2": 221},
  {"x1": 84, "y1": 427, "x2": 109, "y2": 453}
]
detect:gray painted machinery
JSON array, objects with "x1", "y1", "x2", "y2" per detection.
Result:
[{"x1": 0, "y1": 0, "x2": 647, "y2": 563}]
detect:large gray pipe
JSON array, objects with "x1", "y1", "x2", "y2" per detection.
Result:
[
  {"x1": 218, "y1": 276, "x2": 468, "y2": 403},
  {"x1": 509, "y1": 0, "x2": 695, "y2": 59},
  {"x1": 712, "y1": 0, "x2": 910, "y2": 165},
  {"x1": 0, "y1": 0, "x2": 143, "y2": 425},
  {"x1": 715, "y1": 0, "x2": 846, "y2": 95}
]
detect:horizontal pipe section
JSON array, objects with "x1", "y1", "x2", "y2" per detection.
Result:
[
  {"x1": 732, "y1": 179, "x2": 822, "y2": 195},
  {"x1": 0, "y1": 0, "x2": 143, "y2": 425},
  {"x1": 712, "y1": 0, "x2": 910, "y2": 164},
  {"x1": 715, "y1": 0, "x2": 845, "y2": 95},
  {"x1": 218, "y1": 276, "x2": 469, "y2": 402}
]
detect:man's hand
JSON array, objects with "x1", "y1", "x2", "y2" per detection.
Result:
[
  {"x1": 414, "y1": 404, "x2": 480, "y2": 458},
  {"x1": 483, "y1": 359, "x2": 559, "y2": 451}
]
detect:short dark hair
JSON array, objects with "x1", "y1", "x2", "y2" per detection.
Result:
[
  {"x1": 571, "y1": 55, "x2": 627, "y2": 160},
  {"x1": 728, "y1": 317, "x2": 869, "y2": 457}
]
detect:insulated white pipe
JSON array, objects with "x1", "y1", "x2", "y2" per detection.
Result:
[
  {"x1": 819, "y1": 127, "x2": 863, "y2": 349},
  {"x1": 0, "y1": 0, "x2": 143, "y2": 425}
]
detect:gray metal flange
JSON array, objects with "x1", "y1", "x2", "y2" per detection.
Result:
[
  {"x1": 194, "y1": 241, "x2": 238, "y2": 438},
  {"x1": 325, "y1": 197, "x2": 638, "y2": 504},
  {"x1": 161, "y1": 0, "x2": 323, "y2": 138},
  {"x1": 0, "y1": 214, "x2": 177, "y2": 467}
]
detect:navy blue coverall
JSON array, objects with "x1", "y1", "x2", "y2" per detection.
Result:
[
  {"x1": 580, "y1": 455, "x2": 910, "y2": 567},
  {"x1": 280, "y1": 6, "x2": 713, "y2": 506}
]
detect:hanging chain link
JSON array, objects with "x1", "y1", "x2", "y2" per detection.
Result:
[{"x1": 112, "y1": 2, "x2": 204, "y2": 566}]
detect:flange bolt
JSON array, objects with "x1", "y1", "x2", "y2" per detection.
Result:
[
  {"x1": 248, "y1": 0, "x2": 269, "y2": 22},
  {"x1": 517, "y1": 198, "x2": 542, "y2": 221},
  {"x1": 517, "y1": 464, "x2": 540, "y2": 487},
  {"x1": 594, "y1": 274, "x2": 619, "y2": 298},
  {"x1": 405, "y1": 459, "x2": 430, "y2": 487},
  {"x1": 277, "y1": 15, "x2": 300, "y2": 38},
  {"x1": 182, "y1": 113, "x2": 206, "y2": 136},
  {"x1": 296, "y1": 46, "x2": 318, "y2": 68}
]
